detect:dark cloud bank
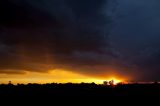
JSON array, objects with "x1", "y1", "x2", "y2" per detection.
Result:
[{"x1": 0, "y1": 0, "x2": 160, "y2": 81}]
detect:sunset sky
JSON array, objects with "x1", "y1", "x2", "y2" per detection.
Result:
[{"x1": 0, "y1": 0, "x2": 160, "y2": 84}]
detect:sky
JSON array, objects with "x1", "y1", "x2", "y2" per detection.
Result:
[{"x1": 0, "y1": 0, "x2": 160, "y2": 84}]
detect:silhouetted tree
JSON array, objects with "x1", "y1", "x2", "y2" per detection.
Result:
[
  {"x1": 103, "y1": 81, "x2": 108, "y2": 85},
  {"x1": 8, "y1": 81, "x2": 12, "y2": 85},
  {"x1": 109, "y1": 80, "x2": 114, "y2": 86}
]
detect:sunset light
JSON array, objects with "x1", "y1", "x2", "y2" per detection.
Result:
[
  {"x1": 107, "y1": 77, "x2": 123, "y2": 85},
  {"x1": 1, "y1": 0, "x2": 160, "y2": 100},
  {"x1": 0, "y1": 69, "x2": 124, "y2": 84}
]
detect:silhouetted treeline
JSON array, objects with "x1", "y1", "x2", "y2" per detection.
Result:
[
  {"x1": 0, "y1": 82, "x2": 160, "y2": 99},
  {"x1": 1, "y1": 82, "x2": 159, "y2": 105}
]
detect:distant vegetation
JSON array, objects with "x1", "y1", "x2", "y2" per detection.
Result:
[{"x1": 0, "y1": 81, "x2": 160, "y2": 99}]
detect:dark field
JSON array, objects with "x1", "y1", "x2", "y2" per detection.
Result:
[{"x1": 1, "y1": 83, "x2": 160, "y2": 99}]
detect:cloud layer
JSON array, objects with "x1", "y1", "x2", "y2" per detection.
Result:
[
  {"x1": 0, "y1": 0, "x2": 118, "y2": 74},
  {"x1": 0, "y1": 0, "x2": 160, "y2": 81},
  {"x1": 111, "y1": 0, "x2": 160, "y2": 81}
]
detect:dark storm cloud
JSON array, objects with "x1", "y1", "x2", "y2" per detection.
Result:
[
  {"x1": 0, "y1": 0, "x2": 121, "y2": 75},
  {"x1": 110, "y1": 0, "x2": 160, "y2": 81},
  {"x1": 1, "y1": 0, "x2": 160, "y2": 81}
]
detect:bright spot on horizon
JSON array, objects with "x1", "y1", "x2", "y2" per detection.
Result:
[
  {"x1": 107, "y1": 77, "x2": 123, "y2": 85},
  {"x1": 0, "y1": 69, "x2": 125, "y2": 84}
]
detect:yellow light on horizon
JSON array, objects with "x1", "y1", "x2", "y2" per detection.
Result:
[
  {"x1": 0, "y1": 69, "x2": 125, "y2": 85},
  {"x1": 107, "y1": 77, "x2": 123, "y2": 85}
]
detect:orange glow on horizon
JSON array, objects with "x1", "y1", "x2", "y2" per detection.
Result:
[
  {"x1": 107, "y1": 77, "x2": 123, "y2": 85},
  {"x1": 0, "y1": 69, "x2": 126, "y2": 84}
]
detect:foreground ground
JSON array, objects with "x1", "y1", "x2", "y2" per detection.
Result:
[{"x1": 0, "y1": 83, "x2": 160, "y2": 99}]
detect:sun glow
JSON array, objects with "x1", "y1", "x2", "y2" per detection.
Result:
[
  {"x1": 0, "y1": 69, "x2": 125, "y2": 85},
  {"x1": 107, "y1": 77, "x2": 123, "y2": 85}
]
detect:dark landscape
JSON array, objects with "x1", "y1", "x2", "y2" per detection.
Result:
[
  {"x1": 1, "y1": 82, "x2": 160, "y2": 99},
  {"x1": 1, "y1": 0, "x2": 160, "y2": 103}
]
